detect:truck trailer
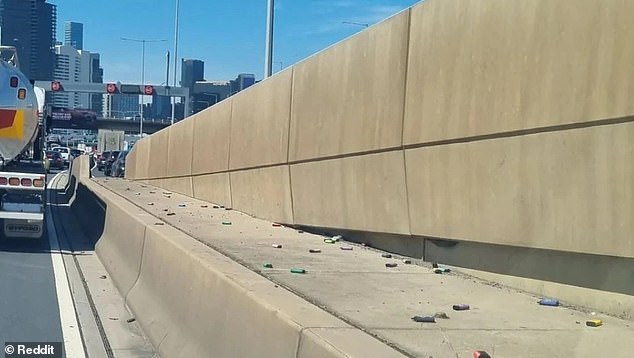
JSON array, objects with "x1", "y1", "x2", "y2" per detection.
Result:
[{"x1": 0, "y1": 46, "x2": 47, "y2": 239}]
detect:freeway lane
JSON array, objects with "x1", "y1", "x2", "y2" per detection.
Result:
[{"x1": 0, "y1": 172, "x2": 66, "y2": 348}]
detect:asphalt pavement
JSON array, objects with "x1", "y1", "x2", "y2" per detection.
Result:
[{"x1": 0, "y1": 171, "x2": 65, "y2": 346}]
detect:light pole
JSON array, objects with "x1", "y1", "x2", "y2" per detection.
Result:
[
  {"x1": 342, "y1": 21, "x2": 369, "y2": 28},
  {"x1": 171, "y1": 0, "x2": 180, "y2": 124},
  {"x1": 121, "y1": 37, "x2": 166, "y2": 135},
  {"x1": 264, "y1": 0, "x2": 274, "y2": 79}
]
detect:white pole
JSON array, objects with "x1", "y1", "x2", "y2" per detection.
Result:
[
  {"x1": 264, "y1": 0, "x2": 274, "y2": 78},
  {"x1": 171, "y1": 0, "x2": 180, "y2": 124},
  {"x1": 140, "y1": 40, "x2": 145, "y2": 136}
]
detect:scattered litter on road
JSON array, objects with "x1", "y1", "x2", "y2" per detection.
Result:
[
  {"x1": 154, "y1": 222, "x2": 164, "y2": 226},
  {"x1": 149, "y1": 191, "x2": 156, "y2": 194},
  {"x1": 263, "y1": 263, "x2": 273, "y2": 268},
  {"x1": 178, "y1": 203, "x2": 187, "y2": 207},
  {"x1": 220, "y1": 205, "x2": 225, "y2": 209},
  {"x1": 340, "y1": 246, "x2": 353, "y2": 250},
  {"x1": 222, "y1": 221, "x2": 232, "y2": 225},
  {"x1": 382, "y1": 253, "x2": 392, "y2": 258},
  {"x1": 99, "y1": 275, "x2": 107, "y2": 279},
  {"x1": 411, "y1": 315, "x2": 435, "y2": 323},
  {"x1": 135, "y1": 192, "x2": 141, "y2": 195},
  {"x1": 403, "y1": 259, "x2": 412, "y2": 264},
  {"x1": 586, "y1": 319, "x2": 603, "y2": 327},
  {"x1": 162, "y1": 209, "x2": 168, "y2": 212},
  {"x1": 324, "y1": 239, "x2": 335, "y2": 244},
  {"x1": 385, "y1": 263, "x2": 398, "y2": 268},
  {"x1": 147, "y1": 203, "x2": 154, "y2": 206},
  {"x1": 201, "y1": 205, "x2": 208, "y2": 208},
  {"x1": 167, "y1": 213, "x2": 176, "y2": 216},
  {"x1": 434, "y1": 312, "x2": 450, "y2": 319},
  {"x1": 126, "y1": 317, "x2": 136, "y2": 323},
  {"x1": 473, "y1": 351, "x2": 491, "y2": 358},
  {"x1": 291, "y1": 268, "x2": 306, "y2": 274},
  {"x1": 332, "y1": 235, "x2": 342, "y2": 242},
  {"x1": 272, "y1": 223, "x2": 282, "y2": 227},
  {"x1": 538, "y1": 298, "x2": 560, "y2": 306},
  {"x1": 165, "y1": 195, "x2": 172, "y2": 198},
  {"x1": 453, "y1": 304, "x2": 470, "y2": 311},
  {"x1": 309, "y1": 249, "x2": 321, "y2": 253},
  {"x1": 272, "y1": 244, "x2": 282, "y2": 248},
  {"x1": 213, "y1": 205, "x2": 220, "y2": 209},
  {"x1": 108, "y1": 317, "x2": 119, "y2": 321}
]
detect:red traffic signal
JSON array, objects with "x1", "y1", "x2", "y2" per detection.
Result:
[
  {"x1": 51, "y1": 81, "x2": 61, "y2": 92},
  {"x1": 106, "y1": 83, "x2": 118, "y2": 94},
  {"x1": 144, "y1": 85, "x2": 154, "y2": 95}
]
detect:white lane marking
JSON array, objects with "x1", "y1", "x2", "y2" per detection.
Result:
[
  {"x1": 47, "y1": 170, "x2": 68, "y2": 189},
  {"x1": 46, "y1": 206, "x2": 86, "y2": 358}
]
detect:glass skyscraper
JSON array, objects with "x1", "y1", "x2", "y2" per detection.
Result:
[{"x1": 64, "y1": 21, "x2": 83, "y2": 50}]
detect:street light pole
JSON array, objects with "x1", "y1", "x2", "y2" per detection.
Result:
[
  {"x1": 264, "y1": 0, "x2": 274, "y2": 79},
  {"x1": 121, "y1": 37, "x2": 166, "y2": 136},
  {"x1": 171, "y1": 0, "x2": 180, "y2": 124}
]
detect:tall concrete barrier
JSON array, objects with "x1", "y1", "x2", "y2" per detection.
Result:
[{"x1": 123, "y1": 0, "x2": 634, "y2": 317}]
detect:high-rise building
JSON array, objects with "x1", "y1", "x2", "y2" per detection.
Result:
[
  {"x1": 103, "y1": 94, "x2": 140, "y2": 119},
  {"x1": 0, "y1": 0, "x2": 56, "y2": 80},
  {"x1": 64, "y1": 21, "x2": 83, "y2": 50},
  {"x1": 150, "y1": 94, "x2": 171, "y2": 120},
  {"x1": 181, "y1": 59, "x2": 204, "y2": 89},
  {"x1": 51, "y1": 44, "x2": 92, "y2": 108},
  {"x1": 89, "y1": 53, "x2": 103, "y2": 113}
]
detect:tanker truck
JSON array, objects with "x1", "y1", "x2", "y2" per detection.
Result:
[{"x1": 0, "y1": 46, "x2": 47, "y2": 239}]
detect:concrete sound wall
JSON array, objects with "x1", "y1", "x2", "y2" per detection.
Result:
[{"x1": 125, "y1": 0, "x2": 634, "y2": 312}]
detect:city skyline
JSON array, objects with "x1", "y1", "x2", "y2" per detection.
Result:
[{"x1": 54, "y1": 0, "x2": 418, "y2": 85}]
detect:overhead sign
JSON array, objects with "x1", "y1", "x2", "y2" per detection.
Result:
[
  {"x1": 48, "y1": 107, "x2": 98, "y2": 130},
  {"x1": 119, "y1": 84, "x2": 141, "y2": 94},
  {"x1": 106, "y1": 83, "x2": 118, "y2": 94}
]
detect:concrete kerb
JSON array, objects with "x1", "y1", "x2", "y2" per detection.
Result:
[{"x1": 70, "y1": 179, "x2": 406, "y2": 357}]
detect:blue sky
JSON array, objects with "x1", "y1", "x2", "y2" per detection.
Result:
[{"x1": 53, "y1": 0, "x2": 419, "y2": 85}]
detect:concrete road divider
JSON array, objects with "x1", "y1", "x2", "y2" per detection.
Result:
[{"x1": 69, "y1": 155, "x2": 405, "y2": 357}]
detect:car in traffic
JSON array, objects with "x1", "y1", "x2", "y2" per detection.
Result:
[
  {"x1": 52, "y1": 146, "x2": 71, "y2": 167},
  {"x1": 104, "y1": 150, "x2": 120, "y2": 176},
  {"x1": 111, "y1": 150, "x2": 128, "y2": 177},
  {"x1": 97, "y1": 151, "x2": 110, "y2": 171},
  {"x1": 45, "y1": 150, "x2": 64, "y2": 171}
]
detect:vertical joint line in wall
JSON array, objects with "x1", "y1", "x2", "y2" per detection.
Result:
[
  {"x1": 227, "y1": 100, "x2": 234, "y2": 207},
  {"x1": 189, "y1": 122, "x2": 195, "y2": 197},
  {"x1": 287, "y1": 68, "x2": 296, "y2": 223},
  {"x1": 125, "y1": 225, "x2": 147, "y2": 306},
  {"x1": 401, "y1": 9, "x2": 415, "y2": 245}
]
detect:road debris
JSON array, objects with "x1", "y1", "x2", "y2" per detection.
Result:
[
  {"x1": 586, "y1": 319, "x2": 603, "y2": 327},
  {"x1": 222, "y1": 221, "x2": 232, "y2": 225},
  {"x1": 453, "y1": 304, "x2": 470, "y2": 311},
  {"x1": 99, "y1": 275, "x2": 107, "y2": 279},
  {"x1": 147, "y1": 203, "x2": 154, "y2": 206},
  {"x1": 167, "y1": 213, "x2": 176, "y2": 216},
  {"x1": 154, "y1": 222, "x2": 164, "y2": 226},
  {"x1": 411, "y1": 315, "x2": 435, "y2": 323},
  {"x1": 538, "y1": 298, "x2": 559, "y2": 306},
  {"x1": 135, "y1": 192, "x2": 141, "y2": 195},
  {"x1": 201, "y1": 205, "x2": 208, "y2": 208},
  {"x1": 271, "y1": 244, "x2": 282, "y2": 248},
  {"x1": 385, "y1": 263, "x2": 398, "y2": 268},
  {"x1": 309, "y1": 249, "x2": 321, "y2": 253},
  {"x1": 213, "y1": 205, "x2": 220, "y2": 209},
  {"x1": 178, "y1": 203, "x2": 187, "y2": 208}
]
